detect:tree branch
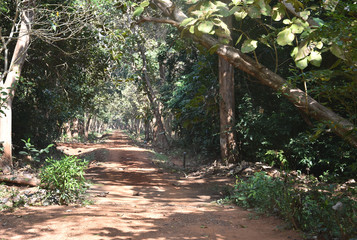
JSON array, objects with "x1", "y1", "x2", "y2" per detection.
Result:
[{"x1": 138, "y1": 16, "x2": 180, "y2": 27}]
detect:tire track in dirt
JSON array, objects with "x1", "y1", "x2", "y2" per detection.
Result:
[{"x1": 0, "y1": 131, "x2": 302, "y2": 240}]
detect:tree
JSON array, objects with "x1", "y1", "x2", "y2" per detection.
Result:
[
  {"x1": 0, "y1": 0, "x2": 34, "y2": 172},
  {"x1": 218, "y1": 1, "x2": 237, "y2": 163},
  {"x1": 138, "y1": 0, "x2": 357, "y2": 149}
]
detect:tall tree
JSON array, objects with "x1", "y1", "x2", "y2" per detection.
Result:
[
  {"x1": 0, "y1": 0, "x2": 34, "y2": 172},
  {"x1": 218, "y1": 3, "x2": 237, "y2": 163},
  {"x1": 138, "y1": 43, "x2": 169, "y2": 149}
]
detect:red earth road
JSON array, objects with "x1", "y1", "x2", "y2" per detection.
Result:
[{"x1": 0, "y1": 131, "x2": 302, "y2": 240}]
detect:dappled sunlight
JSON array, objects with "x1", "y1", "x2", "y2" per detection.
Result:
[{"x1": 0, "y1": 131, "x2": 301, "y2": 240}]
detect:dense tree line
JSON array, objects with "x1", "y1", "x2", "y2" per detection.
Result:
[{"x1": 0, "y1": 0, "x2": 356, "y2": 180}]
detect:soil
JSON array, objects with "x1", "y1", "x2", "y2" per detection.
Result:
[{"x1": 0, "y1": 131, "x2": 302, "y2": 240}]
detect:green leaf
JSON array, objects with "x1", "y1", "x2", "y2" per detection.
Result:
[
  {"x1": 234, "y1": 10, "x2": 248, "y2": 20},
  {"x1": 299, "y1": 10, "x2": 310, "y2": 21},
  {"x1": 209, "y1": 44, "x2": 220, "y2": 54},
  {"x1": 241, "y1": 39, "x2": 258, "y2": 53},
  {"x1": 248, "y1": 5, "x2": 261, "y2": 18},
  {"x1": 290, "y1": 18, "x2": 308, "y2": 34},
  {"x1": 316, "y1": 41, "x2": 323, "y2": 49},
  {"x1": 258, "y1": 0, "x2": 272, "y2": 16},
  {"x1": 139, "y1": 1, "x2": 149, "y2": 8},
  {"x1": 277, "y1": 28, "x2": 294, "y2": 46},
  {"x1": 283, "y1": 19, "x2": 292, "y2": 25},
  {"x1": 330, "y1": 43, "x2": 346, "y2": 60},
  {"x1": 295, "y1": 57, "x2": 308, "y2": 69},
  {"x1": 189, "y1": 25, "x2": 195, "y2": 34},
  {"x1": 272, "y1": 3, "x2": 285, "y2": 21},
  {"x1": 133, "y1": 6, "x2": 144, "y2": 17},
  {"x1": 180, "y1": 17, "x2": 196, "y2": 27},
  {"x1": 198, "y1": 21, "x2": 214, "y2": 34},
  {"x1": 312, "y1": 17, "x2": 324, "y2": 26},
  {"x1": 232, "y1": 0, "x2": 243, "y2": 4},
  {"x1": 235, "y1": 34, "x2": 243, "y2": 45},
  {"x1": 308, "y1": 51, "x2": 322, "y2": 67}
]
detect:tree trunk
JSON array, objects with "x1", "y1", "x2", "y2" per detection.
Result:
[
  {"x1": 149, "y1": 0, "x2": 357, "y2": 148},
  {"x1": 138, "y1": 44, "x2": 169, "y2": 149},
  {"x1": 0, "y1": 1, "x2": 34, "y2": 172},
  {"x1": 219, "y1": 8, "x2": 237, "y2": 164},
  {"x1": 84, "y1": 113, "x2": 92, "y2": 142},
  {"x1": 219, "y1": 56, "x2": 237, "y2": 164}
]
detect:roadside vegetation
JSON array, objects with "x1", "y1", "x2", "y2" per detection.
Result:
[{"x1": 0, "y1": 0, "x2": 356, "y2": 239}]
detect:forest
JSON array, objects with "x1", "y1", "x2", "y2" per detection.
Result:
[{"x1": 0, "y1": 0, "x2": 356, "y2": 239}]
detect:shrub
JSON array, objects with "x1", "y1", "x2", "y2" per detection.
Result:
[
  {"x1": 40, "y1": 155, "x2": 89, "y2": 204},
  {"x1": 230, "y1": 172, "x2": 357, "y2": 239}
]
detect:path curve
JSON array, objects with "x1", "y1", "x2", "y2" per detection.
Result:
[{"x1": 0, "y1": 131, "x2": 301, "y2": 240}]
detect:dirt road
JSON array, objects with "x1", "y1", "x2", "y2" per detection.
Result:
[{"x1": 0, "y1": 131, "x2": 301, "y2": 240}]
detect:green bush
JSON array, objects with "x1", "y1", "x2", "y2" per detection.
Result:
[
  {"x1": 40, "y1": 155, "x2": 89, "y2": 204},
  {"x1": 230, "y1": 172, "x2": 357, "y2": 239}
]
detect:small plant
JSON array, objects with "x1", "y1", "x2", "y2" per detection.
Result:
[
  {"x1": 19, "y1": 138, "x2": 54, "y2": 163},
  {"x1": 40, "y1": 155, "x2": 89, "y2": 204}
]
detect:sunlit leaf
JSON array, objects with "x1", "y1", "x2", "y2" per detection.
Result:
[
  {"x1": 308, "y1": 51, "x2": 322, "y2": 67},
  {"x1": 272, "y1": 3, "x2": 285, "y2": 21},
  {"x1": 234, "y1": 10, "x2": 248, "y2": 20},
  {"x1": 330, "y1": 43, "x2": 346, "y2": 60},
  {"x1": 139, "y1": 1, "x2": 149, "y2": 8},
  {"x1": 295, "y1": 57, "x2": 308, "y2": 69},
  {"x1": 277, "y1": 28, "x2": 294, "y2": 46},
  {"x1": 299, "y1": 10, "x2": 310, "y2": 21},
  {"x1": 198, "y1": 21, "x2": 214, "y2": 34},
  {"x1": 235, "y1": 34, "x2": 243, "y2": 45},
  {"x1": 180, "y1": 17, "x2": 196, "y2": 27},
  {"x1": 133, "y1": 6, "x2": 144, "y2": 17},
  {"x1": 241, "y1": 39, "x2": 258, "y2": 53}
]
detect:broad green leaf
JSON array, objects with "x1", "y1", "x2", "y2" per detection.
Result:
[
  {"x1": 234, "y1": 10, "x2": 248, "y2": 20},
  {"x1": 290, "y1": 18, "x2": 308, "y2": 34},
  {"x1": 330, "y1": 43, "x2": 346, "y2": 60},
  {"x1": 198, "y1": 21, "x2": 214, "y2": 34},
  {"x1": 294, "y1": 42, "x2": 309, "y2": 61},
  {"x1": 244, "y1": 0, "x2": 254, "y2": 4},
  {"x1": 283, "y1": 19, "x2": 292, "y2": 25},
  {"x1": 241, "y1": 39, "x2": 258, "y2": 53},
  {"x1": 248, "y1": 5, "x2": 261, "y2": 18},
  {"x1": 299, "y1": 10, "x2": 310, "y2": 21},
  {"x1": 308, "y1": 51, "x2": 322, "y2": 67},
  {"x1": 295, "y1": 57, "x2": 308, "y2": 69},
  {"x1": 133, "y1": 6, "x2": 144, "y2": 17},
  {"x1": 180, "y1": 17, "x2": 196, "y2": 27},
  {"x1": 277, "y1": 28, "x2": 295, "y2": 46}
]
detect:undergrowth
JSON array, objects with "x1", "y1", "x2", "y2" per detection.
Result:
[
  {"x1": 40, "y1": 155, "x2": 90, "y2": 205},
  {"x1": 227, "y1": 172, "x2": 356, "y2": 239}
]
